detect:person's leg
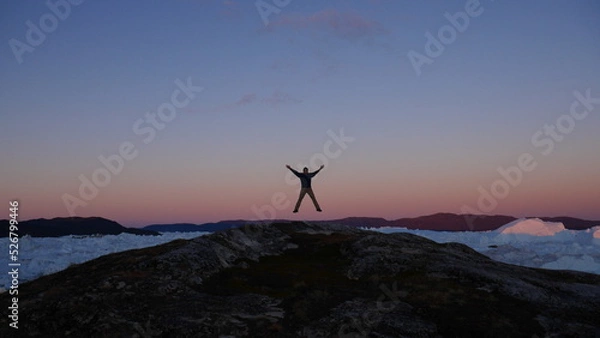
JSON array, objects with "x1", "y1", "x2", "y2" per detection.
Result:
[
  {"x1": 293, "y1": 189, "x2": 307, "y2": 212},
  {"x1": 306, "y1": 188, "x2": 322, "y2": 211}
]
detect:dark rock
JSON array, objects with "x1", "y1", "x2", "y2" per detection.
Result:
[
  {"x1": 0, "y1": 217, "x2": 159, "y2": 237},
  {"x1": 1, "y1": 221, "x2": 599, "y2": 337},
  {"x1": 537, "y1": 216, "x2": 600, "y2": 230},
  {"x1": 144, "y1": 220, "x2": 251, "y2": 233},
  {"x1": 389, "y1": 213, "x2": 517, "y2": 231}
]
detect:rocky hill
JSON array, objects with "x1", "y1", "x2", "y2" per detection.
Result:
[
  {"x1": 144, "y1": 220, "x2": 250, "y2": 233},
  {"x1": 388, "y1": 213, "x2": 516, "y2": 231},
  {"x1": 2, "y1": 222, "x2": 599, "y2": 337},
  {"x1": 0, "y1": 217, "x2": 158, "y2": 237}
]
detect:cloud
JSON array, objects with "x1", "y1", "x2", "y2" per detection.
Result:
[
  {"x1": 310, "y1": 48, "x2": 341, "y2": 82},
  {"x1": 184, "y1": 91, "x2": 300, "y2": 114},
  {"x1": 235, "y1": 93, "x2": 257, "y2": 105},
  {"x1": 220, "y1": 0, "x2": 243, "y2": 19},
  {"x1": 270, "y1": 58, "x2": 296, "y2": 71},
  {"x1": 261, "y1": 91, "x2": 302, "y2": 106},
  {"x1": 267, "y1": 8, "x2": 387, "y2": 41},
  {"x1": 262, "y1": 8, "x2": 393, "y2": 82},
  {"x1": 223, "y1": 0, "x2": 237, "y2": 7}
]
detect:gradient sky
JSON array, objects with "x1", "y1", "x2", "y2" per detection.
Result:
[{"x1": 1, "y1": 0, "x2": 599, "y2": 227}]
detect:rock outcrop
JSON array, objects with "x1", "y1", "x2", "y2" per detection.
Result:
[
  {"x1": 2, "y1": 222, "x2": 599, "y2": 337},
  {"x1": 0, "y1": 217, "x2": 158, "y2": 237}
]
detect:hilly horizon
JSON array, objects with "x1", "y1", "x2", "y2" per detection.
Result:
[
  {"x1": 3, "y1": 212, "x2": 599, "y2": 238},
  {"x1": 142, "y1": 212, "x2": 600, "y2": 233}
]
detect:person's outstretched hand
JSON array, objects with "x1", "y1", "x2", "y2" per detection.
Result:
[
  {"x1": 320, "y1": 165, "x2": 324, "y2": 169},
  {"x1": 286, "y1": 164, "x2": 291, "y2": 169}
]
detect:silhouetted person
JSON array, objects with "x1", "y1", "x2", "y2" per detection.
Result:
[{"x1": 286, "y1": 164, "x2": 323, "y2": 213}]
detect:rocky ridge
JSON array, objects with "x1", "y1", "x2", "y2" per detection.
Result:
[{"x1": 1, "y1": 222, "x2": 599, "y2": 337}]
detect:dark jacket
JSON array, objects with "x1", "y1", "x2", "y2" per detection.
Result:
[{"x1": 290, "y1": 168, "x2": 322, "y2": 188}]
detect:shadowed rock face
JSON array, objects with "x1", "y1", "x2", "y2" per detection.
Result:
[
  {"x1": 0, "y1": 217, "x2": 158, "y2": 237},
  {"x1": 2, "y1": 222, "x2": 599, "y2": 337}
]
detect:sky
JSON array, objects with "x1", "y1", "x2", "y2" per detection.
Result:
[{"x1": 1, "y1": 0, "x2": 599, "y2": 227}]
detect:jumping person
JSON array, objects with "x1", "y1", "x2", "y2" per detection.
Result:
[{"x1": 286, "y1": 164, "x2": 324, "y2": 213}]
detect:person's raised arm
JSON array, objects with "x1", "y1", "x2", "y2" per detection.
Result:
[
  {"x1": 312, "y1": 164, "x2": 324, "y2": 175},
  {"x1": 286, "y1": 164, "x2": 299, "y2": 175}
]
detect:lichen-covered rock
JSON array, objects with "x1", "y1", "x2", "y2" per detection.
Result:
[{"x1": 1, "y1": 222, "x2": 599, "y2": 337}]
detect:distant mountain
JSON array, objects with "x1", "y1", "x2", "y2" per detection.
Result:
[
  {"x1": 141, "y1": 214, "x2": 599, "y2": 233},
  {"x1": 389, "y1": 213, "x2": 517, "y2": 231},
  {"x1": 0, "y1": 217, "x2": 158, "y2": 237},
  {"x1": 4, "y1": 222, "x2": 599, "y2": 336},
  {"x1": 144, "y1": 223, "x2": 204, "y2": 232},
  {"x1": 537, "y1": 216, "x2": 599, "y2": 230},
  {"x1": 332, "y1": 214, "x2": 598, "y2": 231},
  {"x1": 316, "y1": 214, "x2": 515, "y2": 231},
  {"x1": 9, "y1": 214, "x2": 593, "y2": 237},
  {"x1": 195, "y1": 220, "x2": 257, "y2": 232},
  {"x1": 143, "y1": 220, "x2": 252, "y2": 233},
  {"x1": 316, "y1": 217, "x2": 390, "y2": 228}
]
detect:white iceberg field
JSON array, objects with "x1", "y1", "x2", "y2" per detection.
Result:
[
  {"x1": 1, "y1": 231, "x2": 209, "y2": 293},
  {"x1": 1, "y1": 218, "x2": 599, "y2": 292},
  {"x1": 372, "y1": 218, "x2": 600, "y2": 275}
]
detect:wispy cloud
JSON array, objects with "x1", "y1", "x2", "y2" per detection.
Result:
[
  {"x1": 235, "y1": 93, "x2": 257, "y2": 105},
  {"x1": 185, "y1": 91, "x2": 300, "y2": 114},
  {"x1": 267, "y1": 8, "x2": 387, "y2": 41},
  {"x1": 310, "y1": 48, "x2": 341, "y2": 82},
  {"x1": 263, "y1": 8, "x2": 393, "y2": 82},
  {"x1": 270, "y1": 58, "x2": 296, "y2": 71},
  {"x1": 262, "y1": 90, "x2": 302, "y2": 106},
  {"x1": 220, "y1": 0, "x2": 243, "y2": 19}
]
